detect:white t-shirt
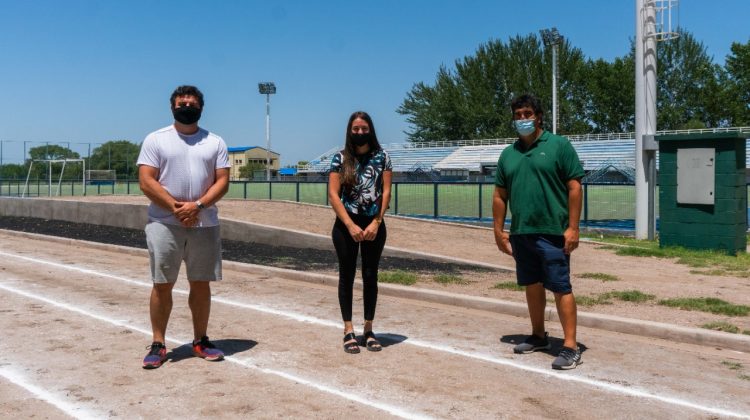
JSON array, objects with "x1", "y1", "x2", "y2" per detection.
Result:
[{"x1": 137, "y1": 125, "x2": 230, "y2": 227}]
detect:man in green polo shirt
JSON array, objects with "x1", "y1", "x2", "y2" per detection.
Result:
[{"x1": 493, "y1": 94, "x2": 584, "y2": 370}]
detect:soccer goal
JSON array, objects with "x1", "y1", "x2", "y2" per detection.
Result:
[
  {"x1": 22, "y1": 158, "x2": 86, "y2": 197},
  {"x1": 85, "y1": 169, "x2": 117, "y2": 186}
]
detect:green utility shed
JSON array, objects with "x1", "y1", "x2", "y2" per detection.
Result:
[{"x1": 657, "y1": 132, "x2": 748, "y2": 255}]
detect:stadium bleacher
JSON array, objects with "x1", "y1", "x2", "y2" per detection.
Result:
[
  {"x1": 299, "y1": 143, "x2": 458, "y2": 174},
  {"x1": 434, "y1": 140, "x2": 637, "y2": 173},
  {"x1": 433, "y1": 145, "x2": 508, "y2": 172},
  {"x1": 299, "y1": 131, "x2": 750, "y2": 176},
  {"x1": 384, "y1": 144, "x2": 458, "y2": 172}
]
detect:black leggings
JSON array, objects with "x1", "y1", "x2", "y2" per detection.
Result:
[{"x1": 332, "y1": 213, "x2": 387, "y2": 322}]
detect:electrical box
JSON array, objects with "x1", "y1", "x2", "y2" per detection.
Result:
[
  {"x1": 676, "y1": 148, "x2": 714, "y2": 205},
  {"x1": 656, "y1": 132, "x2": 747, "y2": 255}
]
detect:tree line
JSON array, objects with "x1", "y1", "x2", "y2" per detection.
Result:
[
  {"x1": 398, "y1": 29, "x2": 750, "y2": 142},
  {"x1": 0, "y1": 141, "x2": 141, "y2": 180}
]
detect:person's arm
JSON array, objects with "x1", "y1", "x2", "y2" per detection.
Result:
[
  {"x1": 328, "y1": 171, "x2": 364, "y2": 242},
  {"x1": 363, "y1": 170, "x2": 392, "y2": 241},
  {"x1": 492, "y1": 186, "x2": 512, "y2": 255},
  {"x1": 139, "y1": 164, "x2": 181, "y2": 215},
  {"x1": 563, "y1": 178, "x2": 582, "y2": 254},
  {"x1": 173, "y1": 168, "x2": 230, "y2": 226}
]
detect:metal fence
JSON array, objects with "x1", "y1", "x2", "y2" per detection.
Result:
[{"x1": 2, "y1": 178, "x2": 748, "y2": 230}]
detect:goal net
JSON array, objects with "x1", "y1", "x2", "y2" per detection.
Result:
[{"x1": 85, "y1": 169, "x2": 117, "y2": 185}]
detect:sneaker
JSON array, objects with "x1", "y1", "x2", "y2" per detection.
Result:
[
  {"x1": 552, "y1": 346, "x2": 582, "y2": 370},
  {"x1": 192, "y1": 336, "x2": 224, "y2": 361},
  {"x1": 513, "y1": 332, "x2": 551, "y2": 354},
  {"x1": 143, "y1": 342, "x2": 167, "y2": 369}
]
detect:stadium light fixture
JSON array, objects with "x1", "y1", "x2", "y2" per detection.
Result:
[
  {"x1": 258, "y1": 82, "x2": 277, "y2": 181},
  {"x1": 539, "y1": 27, "x2": 563, "y2": 134}
]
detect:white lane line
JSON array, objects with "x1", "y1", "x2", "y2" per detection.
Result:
[
  {"x1": 0, "y1": 282, "x2": 431, "y2": 420},
  {"x1": 0, "y1": 366, "x2": 102, "y2": 420},
  {"x1": 2, "y1": 250, "x2": 749, "y2": 419}
]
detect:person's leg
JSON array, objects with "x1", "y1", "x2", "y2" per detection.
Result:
[
  {"x1": 361, "y1": 220, "x2": 386, "y2": 326},
  {"x1": 510, "y1": 235, "x2": 551, "y2": 354},
  {"x1": 511, "y1": 235, "x2": 546, "y2": 337},
  {"x1": 150, "y1": 282, "x2": 176, "y2": 343},
  {"x1": 184, "y1": 226, "x2": 224, "y2": 361},
  {"x1": 538, "y1": 234, "x2": 577, "y2": 348},
  {"x1": 188, "y1": 281, "x2": 211, "y2": 340},
  {"x1": 145, "y1": 222, "x2": 184, "y2": 344},
  {"x1": 332, "y1": 217, "x2": 360, "y2": 352},
  {"x1": 184, "y1": 226, "x2": 222, "y2": 340},
  {"x1": 525, "y1": 282, "x2": 547, "y2": 337},
  {"x1": 554, "y1": 291, "x2": 578, "y2": 349},
  {"x1": 538, "y1": 235, "x2": 581, "y2": 369},
  {"x1": 361, "y1": 220, "x2": 386, "y2": 351}
]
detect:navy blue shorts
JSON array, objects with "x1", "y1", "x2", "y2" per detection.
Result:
[{"x1": 510, "y1": 234, "x2": 572, "y2": 294}]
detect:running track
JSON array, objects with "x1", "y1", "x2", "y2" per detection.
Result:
[{"x1": 0, "y1": 231, "x2": 749, "y2": 419}]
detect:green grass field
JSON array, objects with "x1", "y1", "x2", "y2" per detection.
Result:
[{"x1": 2, "y1": 180, "x2": 747, "y2": 224}]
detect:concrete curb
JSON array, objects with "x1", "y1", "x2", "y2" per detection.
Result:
[
  {"x1": 0, "y1": 197, "x2": 511, "y2": 271},
  {"x1": 3, "y1": 228, "x2": 749, "y2": 353}
]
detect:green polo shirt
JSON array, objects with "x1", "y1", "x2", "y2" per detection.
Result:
[{"x1": 494, "y1": 131, "x2": 584, "y2": 235}]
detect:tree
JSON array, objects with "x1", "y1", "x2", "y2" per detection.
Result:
[
  {"x1": 656, "y1": 29, "x2": 726, "y2": 129},
  {"x1": 88, "y1": 140, "x2": 141, "y2": 180},
  {"x1": 400, "y1": 29, "x2": 736, "y2": 140},
  {"x1": 238, "y1": 162, "x2": 266, "y2": 180},
  {"x1": 583, "y1": 55, "x2": 635, "y2": 132},
  {"x1": 398, "y1": 34, "x2": 591, "y2": 142},
  {"x1": 724, "y1": 39, "x2": 750, "y2": 125},
  {"x1": 0, "y1": 163, "x2": 27, "y2": 179}
]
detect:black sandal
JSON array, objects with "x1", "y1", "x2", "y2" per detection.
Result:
[
  {"x1": 363, "y1": 331, "x2": 382, "y2": 352},
  {"x1": 343, "y1": 332, "x2": 360, "y2": 354}
]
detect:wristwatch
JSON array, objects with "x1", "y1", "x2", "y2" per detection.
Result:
[{"x1": 196, "y1": 200, "x2": 205, "y2": 210}]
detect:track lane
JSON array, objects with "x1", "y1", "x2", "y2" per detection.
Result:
[{"x1": 1, "y1": 233, "x2": 749, "y2": 418}]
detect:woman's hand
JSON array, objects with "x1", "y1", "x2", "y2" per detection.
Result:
[
  {"x1": 347, "y1": 223, "x2": 365, "y2": 242},
  {"x1": 362, "y1": 219, "x2": 380, "y2": 241}
]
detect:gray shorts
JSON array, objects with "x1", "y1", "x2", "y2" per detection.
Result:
[{"x1": 145, "y1": 222, "x2": 222, "y2": 284}]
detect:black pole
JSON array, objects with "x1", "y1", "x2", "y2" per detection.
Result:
[
  {"x1": 433, "y1": 183, "x2": 439, "y2": 219},
  {"x1": 583, "y1": 182, "x2": 589, "y2": 228},
  {"x1": 478, "y1": 182, "x2": 483, "y2": 220}
]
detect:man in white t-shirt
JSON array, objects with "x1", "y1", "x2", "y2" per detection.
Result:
[{"x1": 137, "y1": 85, "x2": 231, "y2": 369}]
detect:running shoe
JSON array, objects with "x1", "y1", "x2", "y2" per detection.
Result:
[
  {"x1": 192, "y1": 336, "x2": 224, "y2": 361},
  {"x1": 552, "y1": 346, "x2": 582, "y2": 370},
  {"x1": 143, "y1": 342, "x2": 167, "y2": 369},
  {"x1": 513, "y1": 332, "x2": 551, "y2": 354}
]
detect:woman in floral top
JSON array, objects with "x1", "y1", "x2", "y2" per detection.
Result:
[{"x1": 328, "y1": 111, "x2": 392, "y2": 354}]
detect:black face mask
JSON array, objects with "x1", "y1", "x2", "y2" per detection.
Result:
[
  {"x1": 173, "y1": 106, "x2": 202, "y2": 125},
  {"x1": 351, "y1": 133, "x2": 371, "y2": 148}
]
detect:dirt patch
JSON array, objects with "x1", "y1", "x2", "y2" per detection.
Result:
[
  {"x1": 0, "y1": 216, "x2": 494, "y2": 276},
  {"x1": 11, "y1": 195, "x2": 750, "y2": 332}
]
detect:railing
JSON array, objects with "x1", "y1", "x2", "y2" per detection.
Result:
[
  {"x1": 3, "y1": 178, "x2": 749, "y2": 231},
  {"x1": 297, "y1": 127, "x2": 750, "y2": 172}
]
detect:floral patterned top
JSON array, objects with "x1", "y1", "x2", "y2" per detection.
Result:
[{"x1": 330, "y1": 149, "x2": 392, "y2": 216}]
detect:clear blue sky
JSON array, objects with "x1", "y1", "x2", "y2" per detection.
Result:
[{"x1": 1, "y1": 0, "x2": 748, "y2": 166}]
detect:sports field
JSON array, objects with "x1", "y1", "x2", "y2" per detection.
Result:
[
  {"x1": 0, "y1": 180, "x2": 679, "y2": 221},
  {"x1": 4, "y1": 180, "x2": 750, "y2": 229}
]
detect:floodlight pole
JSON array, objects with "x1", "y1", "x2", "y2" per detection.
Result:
[
  {"x1": 552, "y1": 43, "x2": 558, "y2": 134},
  {"x1": 635, "y1": 0, "x2": 658, "y2": 240},
  {"x1": 265, "y1": 94, "x2": 271, "y2": 181},
  {"x1": 258, "y1": 82, "x2": 277, "y2": 181},
  {"x1": 540, "y1": 28, "x2": 562, "y2": 134}
]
